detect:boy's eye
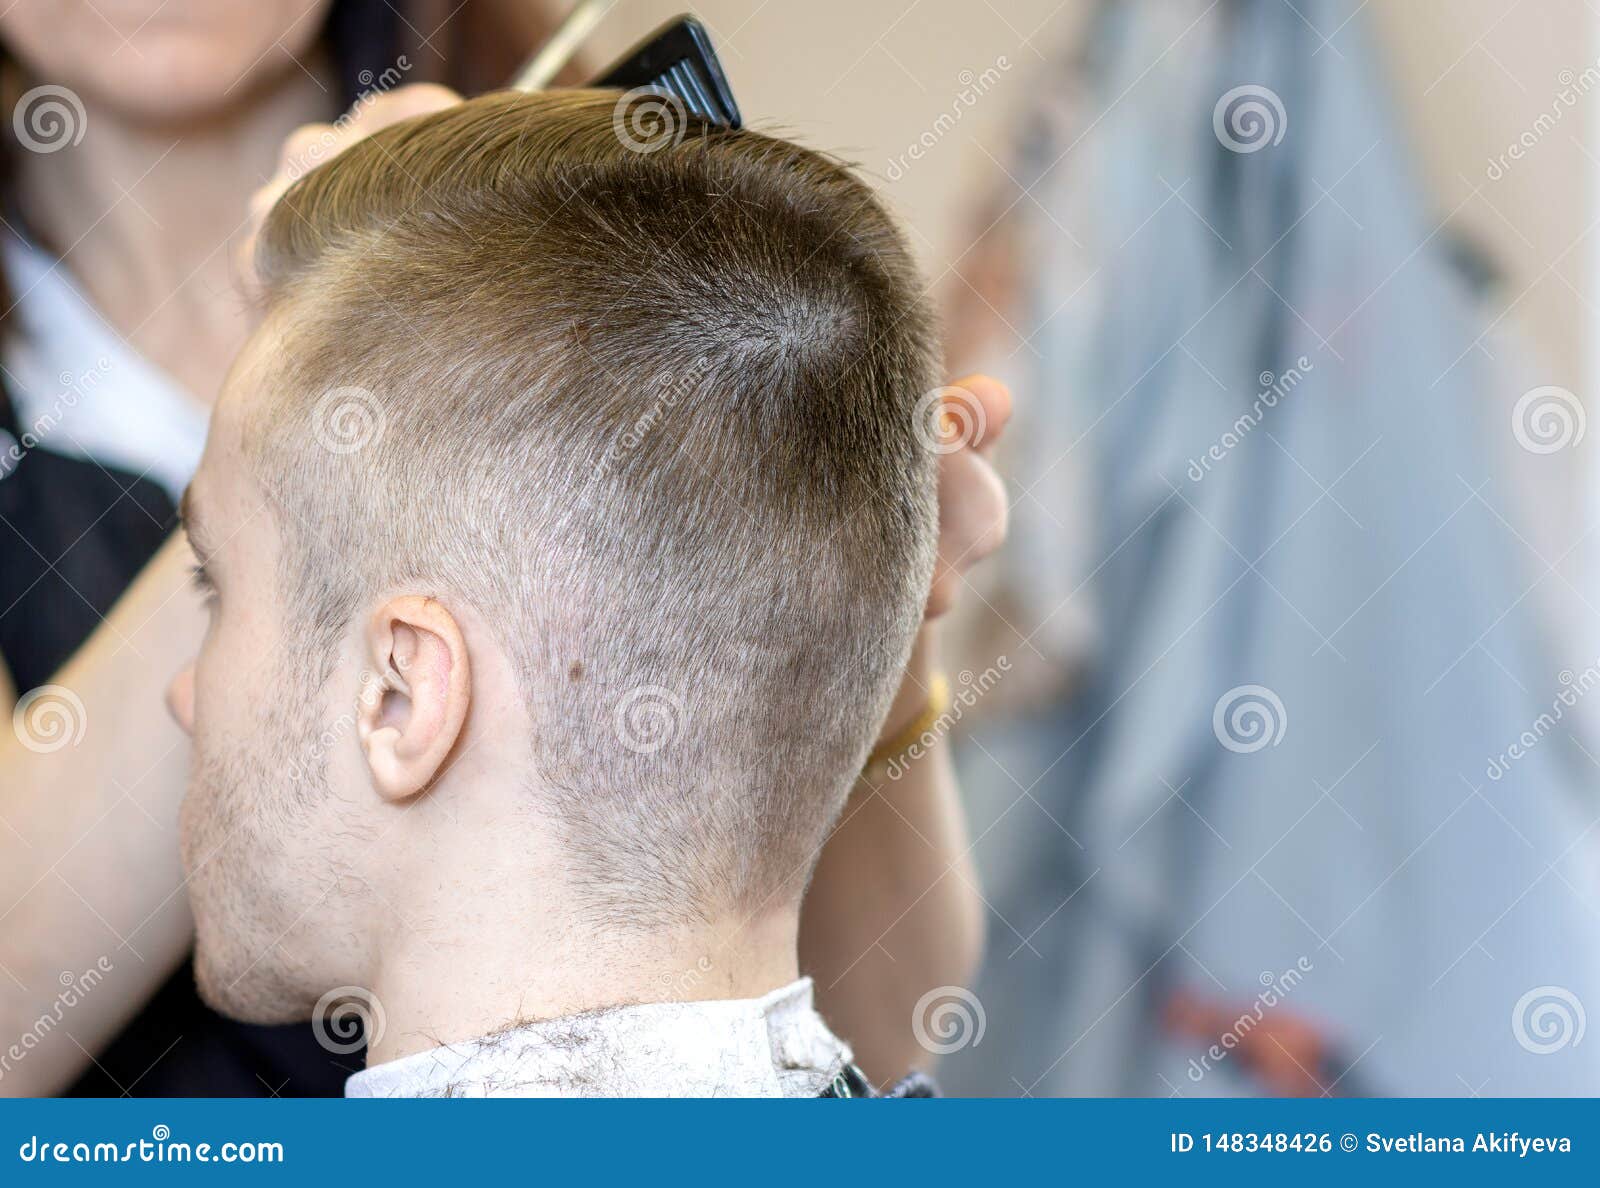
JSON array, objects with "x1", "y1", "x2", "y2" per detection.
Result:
[{"x1": 189, "y1": 562, "x2": 217, "y2": 603}]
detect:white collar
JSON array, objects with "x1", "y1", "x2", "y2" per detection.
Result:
[
  {"x1": 2, "y1": 233, "x2": 207, "y2": 505},
  {"x1": 344, "y1": 977, "x2": 852, "y2": 1098}
]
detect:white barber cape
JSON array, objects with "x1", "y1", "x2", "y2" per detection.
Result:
[{"x1": 344, "y1": 978, "x2": 853, "y2": 1098}]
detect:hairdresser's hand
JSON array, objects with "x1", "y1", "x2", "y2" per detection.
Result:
[
  {"x1": 236, "y1": 83, "x2": 465, "y2": 295},
  {"x1": 926, "y1": 374, "x2": 1010, "y2": 620},
  {"x1": 815, "y1": 377, "x2": 1008, "y2": 1068},
  {"x1": 873, "y1": 374, "x2": 1010, "y2": 746}
]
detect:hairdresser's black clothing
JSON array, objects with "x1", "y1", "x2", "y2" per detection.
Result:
[
  {"x1": 821, "y1": 1065, "x2": 940, "y2": 1098},
  {"x1": 65, "y1": 963, "x2": 362, "y2": 1098},
  {"x1": 0, "y1": 402, "x2": 173, "y2": 692}
]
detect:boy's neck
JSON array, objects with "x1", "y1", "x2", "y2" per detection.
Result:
[{"x1": 363, "y1": 893, "x2": 802, "y2": 1067}]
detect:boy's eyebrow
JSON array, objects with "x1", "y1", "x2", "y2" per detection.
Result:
[{"x1": 178, "y1": 484, "x2": 212, "y2": 559}]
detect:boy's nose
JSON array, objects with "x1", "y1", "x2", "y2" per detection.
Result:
[{"x1": 167, "y1": 664, "x2": 196, "y2": 736}]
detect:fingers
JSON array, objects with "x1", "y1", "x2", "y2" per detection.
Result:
[
  {"x1": 364, "y1": 82, "x2": 463, "y2": 123},
  {"x1": 271, "y1": 84, "x2": 464, "y2": 194},
  {"x1": 920, "y1": 373, "x2": 1013, "y2": 621},
  {"x1": 925, "y1": 449, "x2": 1009, "y2": 620},
  {"x1": 237, "y1": 84, "x2": 465, "y2": 299},
  {"x1": 944, "y1": 373, "x2": 1012, "y2": 457},
  {"x1": 275, "y1": 121, "x2": 338, "y2": 180}
]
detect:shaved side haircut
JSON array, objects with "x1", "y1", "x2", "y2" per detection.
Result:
[{"x1": 250, "y1": 90, "x2": 940, "y2": 927}]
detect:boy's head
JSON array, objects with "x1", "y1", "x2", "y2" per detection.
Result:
[{"x1": 169, "y1": 91, "x2": 939, "y2": 1022}]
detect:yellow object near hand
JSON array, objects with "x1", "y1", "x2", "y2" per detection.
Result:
[{"x1": 863, "y1": 672, "x2": 951, "y2": 775}]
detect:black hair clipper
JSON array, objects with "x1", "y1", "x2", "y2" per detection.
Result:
[{"x1": 511, "y1": 2, "x2": 741, "y2": 130}]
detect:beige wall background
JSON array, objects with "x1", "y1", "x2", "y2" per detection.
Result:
[
  {"x1": 578, "y1": 0, "x2": 1084, "y2": 285},
  {"x1": 577, "y1": 1, "x2": 1593, "y2": 387},
  {"x1": 1372, "y1": 0, "x2": 1593, "y2": 389}
]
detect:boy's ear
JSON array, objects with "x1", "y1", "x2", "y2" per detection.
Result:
[{"x1": 356, "y1": 595, "x2": 470, "y2": 801}]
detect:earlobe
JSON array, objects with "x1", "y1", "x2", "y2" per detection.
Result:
[{"x1": 356, "y1": 596, "x2": 471, "y2": 801}]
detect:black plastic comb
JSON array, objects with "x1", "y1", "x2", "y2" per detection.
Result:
[
  {"x1": 590, "y1": 15, "x2": 742, "y2": 130},
  {"x1": 511, "y1": 5, "x2": 741, "y2": 131}
]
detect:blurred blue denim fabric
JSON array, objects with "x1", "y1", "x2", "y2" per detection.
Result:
[{"x1": 945, "y1": 0, "x2": 1600, "y2": 1096}]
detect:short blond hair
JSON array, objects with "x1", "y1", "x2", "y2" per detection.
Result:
[{"x1": 250, "y1": 91, "x2": 939, "y2": 926}]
